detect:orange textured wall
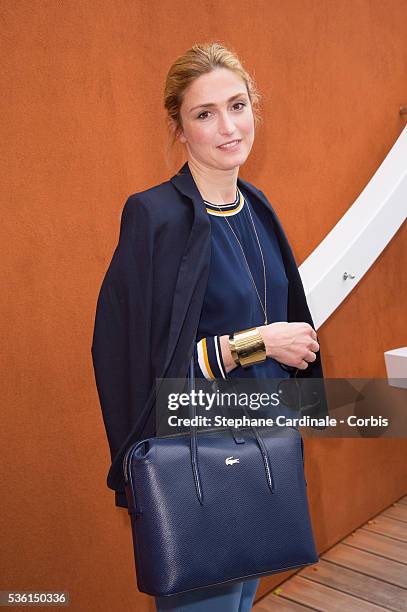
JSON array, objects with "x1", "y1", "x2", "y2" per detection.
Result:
[{"x1": 1, "y1": 1, "x2": 406, "y2": 610}]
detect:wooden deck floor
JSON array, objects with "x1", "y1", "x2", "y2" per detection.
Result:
[{"x1": 254, "y1": 494, "x2": 407, "y2": 611}]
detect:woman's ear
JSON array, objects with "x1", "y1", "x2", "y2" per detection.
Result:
[
  {"x1": 176, "y1": 126, "x2": 187, "y2": 145},
  {"x1": 169, "y1": 117, "x2": 187, "y2": 144}
]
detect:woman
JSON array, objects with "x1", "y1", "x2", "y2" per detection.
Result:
[{"x1": 91, "y1": 42, "x2": 327, "y2": 611}]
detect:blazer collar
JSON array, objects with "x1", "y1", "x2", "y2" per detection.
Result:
[
  {"x1": 170, "y1": 160, "x2": 273, "y2": 216},
  {"x1": 169, "y1": 161, "x2": 293, "y2": 265}
]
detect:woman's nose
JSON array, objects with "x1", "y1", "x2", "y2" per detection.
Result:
[{"x1": 218, "y1": 112, "x2": 236, "y2": 134}]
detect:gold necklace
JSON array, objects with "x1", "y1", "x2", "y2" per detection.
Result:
[{"x1": 209, "y1": 189, "x2": 268, "y2": 325}]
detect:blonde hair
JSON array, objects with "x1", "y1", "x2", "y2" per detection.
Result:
[{"x1": 164, "y1": 42, "x2": 262, "y2": 166}]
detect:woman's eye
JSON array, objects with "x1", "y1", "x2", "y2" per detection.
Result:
[{"x1": 197, "y1": 102, "x2": 246, "y2": 120}]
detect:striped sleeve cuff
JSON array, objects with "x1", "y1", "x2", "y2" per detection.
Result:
[{"x1": 194, "y1": 336, "x2": 227, "y2": 380}]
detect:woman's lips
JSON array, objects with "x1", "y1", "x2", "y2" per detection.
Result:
[{"x1": 217, "y1": 139, "x2": 242, "y2": 151}]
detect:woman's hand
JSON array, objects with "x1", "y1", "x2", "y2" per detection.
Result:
[{"x1": 258, "y1": 322, "x2": 319, "y2": 370}]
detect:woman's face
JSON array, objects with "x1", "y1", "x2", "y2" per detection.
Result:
[{"x1": 177, "y1": 68, "x2": 255, "y2": 171}]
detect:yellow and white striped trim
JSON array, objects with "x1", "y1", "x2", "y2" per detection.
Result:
[
  {"x1": 205, "y1": 188, "x2": 245, "y2": 217},
  {"x1": 196, "y1": 336, "x2": 227, "y2": 380},
  {"x1": 197, "y1": 337, "x2": 216, "y2": 380}
]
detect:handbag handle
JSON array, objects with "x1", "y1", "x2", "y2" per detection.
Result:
[{"x1": 187, "y1": 351, "x2": 276, "y2": 505}]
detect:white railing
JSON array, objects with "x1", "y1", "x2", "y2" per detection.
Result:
[{"x1": 299, "y1": 125, "x2": 407, "y2": 330}]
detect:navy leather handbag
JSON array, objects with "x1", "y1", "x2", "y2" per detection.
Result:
[{"x1": 123, "y1": 356, "x2": 319, "y2": 597}]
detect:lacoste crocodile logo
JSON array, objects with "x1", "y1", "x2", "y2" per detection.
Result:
[{"x1": 225, "y1": 456, "x2": 240, "y2": 466}]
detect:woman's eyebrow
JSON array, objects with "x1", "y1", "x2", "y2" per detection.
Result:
[{"x1": 189, "y1": 92, "x2": 248, "y2": 114}]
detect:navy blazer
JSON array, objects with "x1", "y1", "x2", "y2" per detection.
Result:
[{"x1": 91, "y1": 161, "x2": 328, "y2": 508}]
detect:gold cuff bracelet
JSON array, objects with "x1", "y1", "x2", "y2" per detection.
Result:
[{"x1": 228, "y1": 327, "x2": 267, "y2": 368}]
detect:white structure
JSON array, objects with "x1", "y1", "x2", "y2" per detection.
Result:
[
  {"x1": 384, "y1": 347, "x2": 407, "y2": 388},
  {"x1": 298, "y1": 125, "x2": 407, "y2": 388},
  {"x1": 299, "y1": 125, "x2": 407, "y2": 330}
]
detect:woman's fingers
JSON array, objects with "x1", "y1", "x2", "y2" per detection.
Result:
[
  {"x1": 298, "y1": 349, "x2": 318, "y2": 368},
  {"x1": 298, "y1": 359, "x2": 310, "y2": 370},
  {"x1": 312, "y1": 340, "x2": 320, "y2": 352}
]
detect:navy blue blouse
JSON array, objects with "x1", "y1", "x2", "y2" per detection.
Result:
[{"x1": 193, "y1": 187, "x2": 291, "y2": 383}]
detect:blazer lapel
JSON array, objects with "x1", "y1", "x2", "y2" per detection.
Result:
[
  {"x1": 237, "y1": 176, "x2": 313, "y2": 327},
  {"x1": 237, "y1": 177, "x2": 295, "y2": 267},
  {"x1": 165, "y1": 163, "x2": 211, "y2": 376}
]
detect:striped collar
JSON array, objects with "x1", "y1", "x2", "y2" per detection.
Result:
[{"x1": 203, "y1": 188, "x2": 245, "y2": 216}]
